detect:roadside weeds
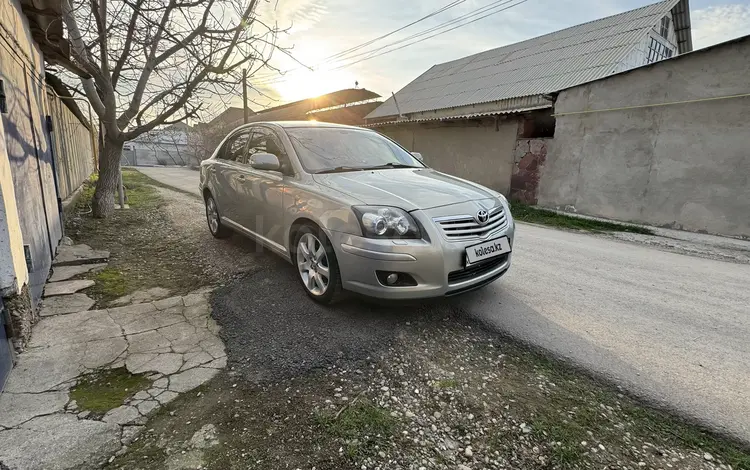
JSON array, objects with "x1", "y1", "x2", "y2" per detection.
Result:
[{"x1": 512, "y1": 203, "x2": 654, "y2": 235}]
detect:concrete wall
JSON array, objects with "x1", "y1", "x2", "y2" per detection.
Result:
[
  {"x1": 376, "y1": 118, "x2": 519, "y2": 194},
  {"x1": 540, "y1": 36, "x2": 750, "y2": 237},
  {"x1": 122, "y1": 136, "x2": 198, "y2": 168}
]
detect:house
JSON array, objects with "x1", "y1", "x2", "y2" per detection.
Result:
[
  {"x1": 365, "y1": 0, "x2": 692, "y2": 197},
  {"x1": 208, "y1": 88, "x2": 382, "y2": 131},
  {"x1": 1, "y1": 0, "x2": 96, "y2": 385},
  {"x1": 245, "y1": 88, "x2": 382, "y2": 126},
  {"x1": 207, "y1": 106, "x2": 256, "y2": 129},
  {"x1": 122, "y1": 122, "x2": 200, "y2": 167}
]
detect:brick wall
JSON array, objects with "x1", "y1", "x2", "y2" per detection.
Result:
[{"x1": 510, "y1": 138, "x2": 550, "y2": 204}]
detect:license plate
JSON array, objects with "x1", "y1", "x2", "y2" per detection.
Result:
[{"x1": 466, "y1": 236, "x2": 511, "y2": 265}]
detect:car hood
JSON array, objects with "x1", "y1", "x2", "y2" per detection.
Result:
[{"x1": 312, "y1": 168, "x2": 497, "y2": 211}]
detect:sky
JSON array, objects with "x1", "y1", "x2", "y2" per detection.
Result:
[{"x1": 239, "y1": 0, "x2": 750, "y2": 111}]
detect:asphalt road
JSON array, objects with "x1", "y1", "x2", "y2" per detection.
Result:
[{"x1": 137, "y1": 165, "x2": 750, "y2": 442}]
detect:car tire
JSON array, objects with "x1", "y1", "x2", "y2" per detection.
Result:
[
  {"x1": 205, "y1": 193, "x2": 231, "y2": 239},
  {"x1": 293, "y1": 224, "x2": 342, "y2": 304}
]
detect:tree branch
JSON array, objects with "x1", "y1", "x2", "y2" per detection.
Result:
[
  {"x1": 116, "y1": 0, "x2": 181, "y2": 129},
  {"x1": 60, "y1": 0, "x2": 108, "y2": 121},
  {"x1": 111, "y1": 0, "x2": 143, "y2": 88}
]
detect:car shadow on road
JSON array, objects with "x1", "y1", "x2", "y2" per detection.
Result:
[{"x1": 210, "y1": 255, "x2": 456, "y2": 383}]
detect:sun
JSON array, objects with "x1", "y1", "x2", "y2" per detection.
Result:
[
  {"x1": 273, "y1": 67, "x2": 357, "y2": 103},
  {"x1": 266, "y1": 40, "x2": 358, "y2": 102}
]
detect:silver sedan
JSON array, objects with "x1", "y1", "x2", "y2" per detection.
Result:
[{"x1": 200, "y1": 121, "x2": 515, "y2": 303}]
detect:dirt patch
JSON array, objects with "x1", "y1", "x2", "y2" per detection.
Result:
[
  {"x1": 154, "y1": 187, "x2": 262, "y2": 282},
  {"x1": 64, "y1": 170, "x2": 259, "y2": 308}
]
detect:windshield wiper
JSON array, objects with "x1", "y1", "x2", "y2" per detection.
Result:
[
  {"x1": 363, "y1": 162, "x2": 421, "y2": 170},
  {"x1": 316, "y1": 166, "x2": 367, "y2": 174}
]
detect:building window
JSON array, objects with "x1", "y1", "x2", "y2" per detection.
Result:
[
  {"x1": 660, "y1": 16, "x2": 671, "y2": 39},
  {"x1": 647, "y1": 37, "x2": 674, "y2": 63}
]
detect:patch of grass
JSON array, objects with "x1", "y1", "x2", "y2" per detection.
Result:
[
  {"x1": 70, "y1": 367, "x2": 151, "y2": 417},
  {"x1": 121, "y1": 169, "x2": 160, "y2": 209},
  {"x1": 512, "y1": 203, "x2": 654, "y2": 234},
  {"x1": 318, "y1": 400, "x2": 395, "y2": 439},
  {"x1": 87, "y1": 267, "x2": 129, "y2": 302},
  {"x1": 316, "y1": 399, "x2": 396, "y2": 458},
  {"x1": 73, "y1": 170, "x2": 161, "y2": 211},
  {"x1": 433, "y1": 378, "x2": 459, "y2": 389}
]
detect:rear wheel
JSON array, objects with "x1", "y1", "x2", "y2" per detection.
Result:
[
  {"x1": 205, "y1": 194, "x2": 231, "y2": 239},
  {"x1": 294, "y1": 225, "x2": 341, "y2": 304}
]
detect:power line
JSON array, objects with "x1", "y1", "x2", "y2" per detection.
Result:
[
  {"x1": 330, "y1": 0, "x2": 530, "y2": 70},
  {"x1": 333, "y1": 0, "x2": 520, "y2": 65},
  {"x1": 251, "y1": 0, "x2": 468, "y2": 81},
  {"x1": 322, "y1": 0, "x2": 469, "y2": 62},
  {"x1": 252, "y1": 0, "x2": 529, "y2": 86}
]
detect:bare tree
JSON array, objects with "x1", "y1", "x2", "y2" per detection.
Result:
[{"x1": 55, "y1": 0, "x2": 283, "y2": 216}]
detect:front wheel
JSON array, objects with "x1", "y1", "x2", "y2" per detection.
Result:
[{"x1": 294, "y1": 225, "x2": 342, "y2": 304}]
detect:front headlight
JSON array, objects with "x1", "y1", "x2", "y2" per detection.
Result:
[{"x1": 352, "y1": 206, "x2": 421, "y2": 239}]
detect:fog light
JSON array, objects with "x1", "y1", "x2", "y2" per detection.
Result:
[{"x1": 376, "y1": 271, "x2": 418, "y2": 287}]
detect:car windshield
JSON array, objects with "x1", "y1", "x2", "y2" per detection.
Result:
[{"x1": 285, "y1": 127, "x2": 424, "y2": 173}]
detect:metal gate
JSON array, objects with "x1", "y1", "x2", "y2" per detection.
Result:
[{"x1": 0, "y1": 298, "x2": 13, "y2": 391}]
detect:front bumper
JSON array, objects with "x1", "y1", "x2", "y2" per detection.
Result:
[{"x1": 329, "y1": 201, "x2": 515, "y2": 300}]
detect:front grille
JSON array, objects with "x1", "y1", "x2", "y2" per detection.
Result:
[
  {"x1": 435, "y1": 206, "x2": 507, "y2": 239},
  {"x1": 448, "y1": 254, "x2": 509, "y2": 284}
]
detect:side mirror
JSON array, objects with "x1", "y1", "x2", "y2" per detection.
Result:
[
  {"x1": 249, "y1": 152, "x2": 280, "y2": 171},
  {"x1": 411, "y1": 152, "x2": 424, "y2": 162}
]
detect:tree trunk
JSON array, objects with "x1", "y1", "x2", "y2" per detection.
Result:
[{"x1": 92, "y1": 139, "x2": 123, "y2": 218}]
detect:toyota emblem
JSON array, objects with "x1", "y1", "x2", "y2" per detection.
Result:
[{"x1": 475, "y1": 209, "x2": 490, "y2": 225}]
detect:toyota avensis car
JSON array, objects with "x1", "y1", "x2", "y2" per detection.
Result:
[{"x1": 200, "y1": 121, "x2": 514, "y2": 304}]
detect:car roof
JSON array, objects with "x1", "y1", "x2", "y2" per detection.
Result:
[{"x1": 238, "y1": 121, "x2": 371, "y2": 131}]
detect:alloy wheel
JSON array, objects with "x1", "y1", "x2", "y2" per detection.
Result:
[
  {"x1": 206, "y1": 197, "x2": 219, "y2": 234},
  {"x1": 296, "y1": 233, "x2": 330, "y2": 296}
]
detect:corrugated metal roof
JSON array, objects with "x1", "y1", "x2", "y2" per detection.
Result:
[
  {"x1": 364, "y1": 105, "x2": 553, "y2": 127},
  {"x1": 367, "y1": 0, "x2": 689, "y2": 120}
]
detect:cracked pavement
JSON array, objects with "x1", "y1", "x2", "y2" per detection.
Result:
[{"x1": 0, "y1": 289, "x2": 226, "y2": 470}]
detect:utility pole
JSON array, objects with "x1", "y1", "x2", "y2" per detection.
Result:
[{"x1": 242, "y1": 68, "x2": 249, "y2": 124}]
